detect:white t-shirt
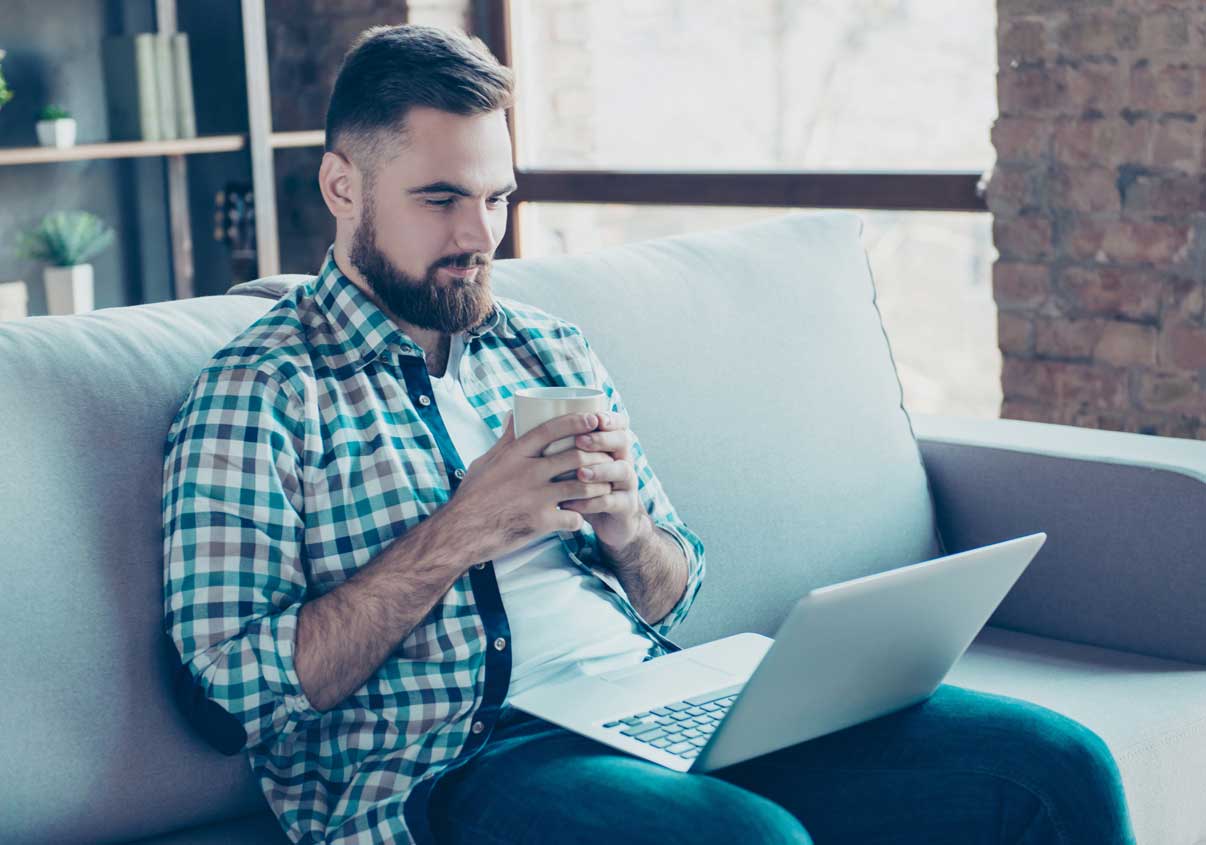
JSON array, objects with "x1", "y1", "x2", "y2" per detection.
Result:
[{"x1": 427, "y1": 332, "x2": 655, "y2": 706}]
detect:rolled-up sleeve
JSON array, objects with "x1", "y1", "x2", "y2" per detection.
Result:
[
  {"x1": 162, "y1": 364, "x2": 323, "y2": 754},
  {"x1": 577, "y1": 332, "x2": 706, "y2": 638}
]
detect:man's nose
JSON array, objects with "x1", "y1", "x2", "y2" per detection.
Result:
[{"x1": 454, "y1": 200, "x2": 496, "y2": 255}]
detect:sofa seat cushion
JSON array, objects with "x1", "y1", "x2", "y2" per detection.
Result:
[{"x1": 947, "y1": 626, "x2": 1206, "y2": 845}]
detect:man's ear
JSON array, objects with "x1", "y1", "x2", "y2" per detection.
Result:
[{"x1": 318, "y1": 151, "x2": 360, "y2": 221}]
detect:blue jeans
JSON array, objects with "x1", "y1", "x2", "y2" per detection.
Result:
[{"x1": 427, "y1": 684, "x2": 1136, "y2": 845}]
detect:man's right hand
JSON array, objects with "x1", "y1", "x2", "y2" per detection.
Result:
[{"x1": 440, "y1": 411, "x2": 616, "y2": 565}]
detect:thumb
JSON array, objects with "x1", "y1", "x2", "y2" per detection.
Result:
[{"x1": 496, "y1": 410, "x2": 516, "y2": 444}]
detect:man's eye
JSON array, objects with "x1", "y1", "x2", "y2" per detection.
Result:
[
  {"x1": 488, "y1": 197, "x2": 509, "y2": 207},
  {"x1": 426, "y1": 198, "x2": 454, "y2": 207}
]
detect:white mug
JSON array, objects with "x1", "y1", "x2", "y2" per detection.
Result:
[{"x1": 512, "y1": 386, "x2": 610, "y2": 456}]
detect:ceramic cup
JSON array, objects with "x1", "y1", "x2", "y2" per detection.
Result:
[{"x1": 512, "y1": 386, "x2": 609, "y2": 456}]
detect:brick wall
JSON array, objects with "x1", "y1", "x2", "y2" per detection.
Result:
[{"x1": 991, "y1": 0, "x2": 1206, "y2": 439}]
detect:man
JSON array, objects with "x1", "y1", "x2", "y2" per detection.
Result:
[{"x1": 163, "y1": 23, "x2": 1135, "y2": 845}]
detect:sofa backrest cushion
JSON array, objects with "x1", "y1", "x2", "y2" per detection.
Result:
[{"x1": 487, "y1": 211, "x2": 945, "y2": 647}]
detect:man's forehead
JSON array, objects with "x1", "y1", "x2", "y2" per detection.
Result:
[{"x1": 378, "y1": 110, "x2": 514, "y2": 194}]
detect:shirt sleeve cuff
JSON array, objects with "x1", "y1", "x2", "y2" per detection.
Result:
[{"x1": 267, "y1": 601, "x2": 325, "y2": 722}]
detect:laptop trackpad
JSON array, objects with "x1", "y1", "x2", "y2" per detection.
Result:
[{"x1": 600, "y1": 657, "x2": 736, "y2": 699}]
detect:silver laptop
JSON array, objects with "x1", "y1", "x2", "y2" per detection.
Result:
[{"x1": 509, "y1": 532, "x2": 1047, "y2": 773}]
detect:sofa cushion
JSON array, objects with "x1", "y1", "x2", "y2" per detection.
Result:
[
  {"x1": 948, "y1": 626, "x2": 1206, "y2": 845},
  {"x1": 0, "y1": 297, "x2": 278, "y2": 842},
  {"x1": 487, "y1": 211, "x2": 945, "y2": 647}
]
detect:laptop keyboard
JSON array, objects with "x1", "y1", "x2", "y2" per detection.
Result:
[{"x1": 600, "y1": 684, "x2": 744, "y2": 760}]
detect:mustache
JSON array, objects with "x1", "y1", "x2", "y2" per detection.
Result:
[{"x1": 440, "y1": 255, "x2": 489, "y2": 270}]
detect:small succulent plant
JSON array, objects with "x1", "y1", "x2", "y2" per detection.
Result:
[
  {"x1": 38, "y1": 104, "x2": 72, "y2": 121},
  {"x1": 16, "y1": 211, "x2": 116, "y2": 267}
]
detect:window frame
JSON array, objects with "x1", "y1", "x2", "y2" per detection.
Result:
[{"x1": 474, "y1": 0, "x2": 990, "y2": 259}]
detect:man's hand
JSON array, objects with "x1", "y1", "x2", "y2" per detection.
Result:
[
  {"x1": 444, "y1": 411, "x2": 616, "y2": 563},
  {"x1": 557, "y1": 411, "x2": 647, "y2": 551}
]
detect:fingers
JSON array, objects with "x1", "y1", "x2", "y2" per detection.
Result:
[
  {"x1": 545, "y1": 445, "x2": 613, "y2": 479},
  {"x1": 575, "y1": 458, "x2": 637, "y2": 491},
  {"x1": 560, "y1": 492, "x2": 628, "y2": 515},
  {"x1": 518, "y1": 412, "x2": 601, "y2": 458},
  {"x1": 554, "y1": 479, "x2": 612, "y2": 501}
]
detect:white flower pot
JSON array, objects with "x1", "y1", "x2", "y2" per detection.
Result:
[
  {"x1": 35, "y1": 117, "x2": 77, "y2": 148},
  {"x1": 0, "y1": 280, "x2": 29, "y2": 321},
  {"x1": 44, "y1": 264, "x2": 94, "y2": 315}
]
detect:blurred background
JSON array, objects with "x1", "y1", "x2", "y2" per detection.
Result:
[{"x1": 2, "y1": 0, "x2": 1202, "y2": 437}]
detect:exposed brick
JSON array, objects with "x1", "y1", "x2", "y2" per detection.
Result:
[
  {"x1": 993, "y1": 116, "x2": 1054, "y2": 161},
  {"x1": 1035, "y1": 316, "x2": 1102, "y2": 359},
  {"x1": 1061, "y1": 58, "x2": 1126, "y2": 112},
  {"x1": 1053, "y1": 117, "x2": 1143, "y2": 168},
  {"x1": 999, "y1": 313, "x2": 1036, "y2": 355},
  {"x1": 1159, "y1": 324, "x2": 1206, "y2": 368},
  {"x1": 1000, "y1": 0, "x2": 1110, "y2": 14},
  {"x1": 1062, "y1": 219, "x2": 1194, "y2": 264},
  {"x1": 1161, "y1": 276, "x2": 1206, "y2": 324},
  {"x1": 1096, "y1": 320, "x2": 1160, "y2": 365},
  {"x1": 1129, "y1": 59, "x2": 1197, "y2": 113},
  {"x1": 1058, "y1": 265, "x2": 1164, "y2": 320},
  {"x1": 1050, "y1": 165, "x2": 1121, "y2": 213},
  {"x1": 999, "y1": 63, "x2": 1066, "y2": 115},
  {"x1": 1002, "y1": 18, "x2": 1050, "y2": 60},
  {"x1": 1000, "y1": 398, "x2": 1054, "y2": 423},
  {"x1": 987, "y1": 163, "x2": 1046, "y2": 215},
  {"x1": 995, "y1": 261, "x2": 1052, "y2": 311},
  {"x1": 1055, "y1": 10, "x2": 1118, "y2": 55},
  {"x1": 1001, "y1": 357, "x2": 1130, "y2": 409},
  {"x1": 1149, "y1": 115, "x2": 1200, "y2": 172},
  {"x1": 1136, "y1": 370, "x2": 1206, "y2": 413},
  {"x1": 1137, "y1": 9, "x2": 1191, "y2": 51},
  {"x1": 994, "y1": 214, "x2": 1055, "y2": 260},
  {"x1": 1119, "y1": 167, "x2": 1202, "y2": 217}
]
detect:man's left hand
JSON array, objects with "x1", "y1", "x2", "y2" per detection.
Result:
[{"x1": 558, "y1": 410, "x2": 646, "y2": 549}]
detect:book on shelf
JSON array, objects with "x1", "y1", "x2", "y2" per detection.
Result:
[{"x1": 101, "y1": 32, "x2": 197, "y2": 142}]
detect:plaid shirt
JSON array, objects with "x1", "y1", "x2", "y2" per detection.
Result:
[{"x1": 162, "y1": 246, "x2": 706, "y2": 845}]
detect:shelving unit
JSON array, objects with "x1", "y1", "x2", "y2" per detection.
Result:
[{"x1": 0, "y1": 0, "x2": 321, "y2": 301}]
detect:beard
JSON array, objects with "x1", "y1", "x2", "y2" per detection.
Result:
[{"x1": 348, "y1": 197, "x2": 495, "y2": 334}]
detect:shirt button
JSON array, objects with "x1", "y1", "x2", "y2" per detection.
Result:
[
  {"x1": 417, "y1": 395, "x2": 432, "y2": 407},
  {"x1": 471, "y1": 720, "x2": 485, "y2": 735},
  {"x1": 493, "y1": 637, "x2": 507, "y2": 651},
  {"x1": 473, "y1": 562, "x2": 487, "y2": 570},
  {"x1": 454, "y1": 468, "x2": 466, "y2": 480}
]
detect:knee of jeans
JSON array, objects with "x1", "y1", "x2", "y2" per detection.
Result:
[
  {"x1": 686, "y1": 779, "x2": 813, "y2": 845},
  {"x1": 1011, "y1": 707, "x2": 1130, "y2": 831}
]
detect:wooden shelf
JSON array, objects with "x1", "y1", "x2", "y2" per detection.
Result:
[
  {"x1": 0, "y1": 134, "x2": 247, "y2": 166},
  {"x1": 270, "y1": 130, "x2": 324, "y2": 149}
]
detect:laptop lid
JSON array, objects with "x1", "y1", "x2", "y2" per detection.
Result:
[{"x1": 693, "y1": 532, "x2": 1047, "y2": 771}]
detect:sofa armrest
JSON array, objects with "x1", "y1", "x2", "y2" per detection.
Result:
[{"x1": 913, "y1": 413, "x2": 1206, "y2": 665}]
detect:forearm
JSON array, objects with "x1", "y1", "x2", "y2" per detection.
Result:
[
  {"x1": 294, "y1": 505, "x2": 474, "y2": 712},
  {"x1": 599, "y1": 513, "x2": 689, "y2": 626}
]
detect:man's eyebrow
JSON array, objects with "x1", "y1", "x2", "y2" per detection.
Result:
[{"x1": 407, "y1": 180, "x2": 518, "y2": 197}]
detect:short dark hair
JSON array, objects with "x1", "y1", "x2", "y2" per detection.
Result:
[{"x1": 324, "y1": 24, "x2": 515, "y2": 179}]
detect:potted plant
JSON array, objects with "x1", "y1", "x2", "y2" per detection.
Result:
[
  {"x1": 0, "y1": 279, "x2": 28, "y2": 321},
  {"x1": 35, "y1": 104, "x2": 77, "y2": 148},
  {"x1": 0, "y1": 49, "x2": 13, "y2": 112},
  {"x1": 16, "y1": 211, "x2": 115, "y2": 315}
]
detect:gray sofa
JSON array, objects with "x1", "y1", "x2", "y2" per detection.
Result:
[{"x1": 2, "y1": 211, "x2": 1204, "y2": 845}]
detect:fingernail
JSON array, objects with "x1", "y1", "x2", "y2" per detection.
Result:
[
  {"x1": 581, "y1": 467, "x2": 594, "y2": 480},
  {"x1": 584, "y1": 413, "x2": 597, "y2": 427}
]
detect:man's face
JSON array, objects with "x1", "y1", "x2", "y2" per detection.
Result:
[{"x1": 348, "y1": 106, "x2": 516, "y2": 334}]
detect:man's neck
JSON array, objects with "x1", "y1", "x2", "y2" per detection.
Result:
[{"x1": 333, "y1": 243, "x2": 450, "y2": 377}]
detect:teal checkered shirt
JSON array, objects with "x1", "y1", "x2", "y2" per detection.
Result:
[{"x1": 162, "y1": 246, "x2": 706, "y2": 845}]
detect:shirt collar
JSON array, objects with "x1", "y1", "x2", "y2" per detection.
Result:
[{"x1": 312, "y1": 244, "x2": 513, "y2": 371}]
